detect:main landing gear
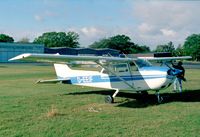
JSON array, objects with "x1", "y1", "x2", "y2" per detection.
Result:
[
  {"x1": 156, "y1": 90, "x2": 163, "y2": 103},
  {"x1": 104, "y1": 89, "x2": 163, "y2": 104},
  {"x1": 105, "y1": 89, "x2": 119, "y2": 103}
]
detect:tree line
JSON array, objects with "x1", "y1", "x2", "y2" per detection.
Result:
[{"x1": 0, "y1": 32, "x2": 200, "y2": 61}]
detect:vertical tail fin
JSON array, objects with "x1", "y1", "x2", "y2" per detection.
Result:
[{"x1": 54, "y1": 64, "x2": 72, "y2": 79}]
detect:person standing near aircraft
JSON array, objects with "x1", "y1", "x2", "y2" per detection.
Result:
[{"x1": 172, "y1": 61, "x2": 186, "y2": 92}]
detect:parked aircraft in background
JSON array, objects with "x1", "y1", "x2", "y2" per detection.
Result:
[{"x1": 9, "y1": 53, "x2": 191, "y2": 103}]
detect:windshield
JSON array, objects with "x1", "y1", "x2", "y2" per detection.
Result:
[{"x1": 135, "y1": 59, "x2": 152, "y2": 68}]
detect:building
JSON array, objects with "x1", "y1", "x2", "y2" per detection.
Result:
[
  {"x1": 44, "y1": 47, "x2": 120, "y2": 56},
  {"x1": 0, "y1": 43, "x2": 44, "y2": 63},
  {"x1": 44, "y1": 47, "x2": 77, "y2": 55},
  {"x1": 0, "y1": 43, "x2": 120, "y2": 63}
]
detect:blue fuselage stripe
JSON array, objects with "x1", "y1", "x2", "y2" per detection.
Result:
[{"x1": 68, "y1": 75, "x2": 169, "y2": 84}]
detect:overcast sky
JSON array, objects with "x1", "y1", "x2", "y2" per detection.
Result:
[{"x1": 0, "y1": 0, "x2": 200, "y2": 49}]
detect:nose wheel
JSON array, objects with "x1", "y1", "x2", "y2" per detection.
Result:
[
  {"x1": 105, "y1": 95, "x2": 114, "y2": 103},
  {"x1": 105, "y1": 89, "x2": 119, "y2": 103}
]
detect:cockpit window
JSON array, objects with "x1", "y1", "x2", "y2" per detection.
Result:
[{"x1": 135, "y1": 59, "x2": 152, "y2": 68}]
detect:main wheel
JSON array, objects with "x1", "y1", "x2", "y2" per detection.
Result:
[{"x1": 105, "y1": 95, "x2": 114, "y2": 103}]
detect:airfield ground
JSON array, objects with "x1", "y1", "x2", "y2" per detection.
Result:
[{"x1": 0, "y1": 64, "x2": 200, "y2": 137}]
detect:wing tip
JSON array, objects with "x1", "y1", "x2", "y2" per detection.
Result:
[{"x1": 8, "y1": 53, "x2": 31, "y2": 61}]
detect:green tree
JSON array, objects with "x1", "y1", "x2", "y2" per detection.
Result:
[
  {"x1": 33, "y1": 31, "x2": 79, "y2": 48},
  {"x1": 174, "y1": 44, "x2": 184, "y2": 56},
  {"x1": 155, "y1": 41, "x2": 175, "y2": 55},
  {"x1": 0, "y1": 34, "x2": 14, "y2": 42},
  {"x1": 139, "y1": 45, "x2": 150, "y2": 53},
  {"x1": 89, "y1": 35, "x2": 150, "y2": 54},
  {"x1": 183, "y1": 34, "x2": 200, "y2": 61},
  {"x1": 89, "y1": 38, "x2": 110, "y2": 49},
  {"x1": 66, "y1": 31, "x2": 79, "y2": 48}
]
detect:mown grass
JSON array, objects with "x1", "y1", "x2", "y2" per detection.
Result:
[{"x1": 0, "y1": 64, "x2": 200, "y2": 137}]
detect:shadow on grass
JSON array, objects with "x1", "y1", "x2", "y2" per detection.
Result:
[
  {"x1": 118, "y1": 89, "x2": 200, "y2": 108},
  {"x1": 63, "y1": 89, "x2": 200, "y2": 108}
]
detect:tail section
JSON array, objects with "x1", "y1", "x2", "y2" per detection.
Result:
[
  {"x1": 54, "y1": 64, "x2": 72, "y2": 79},
  {"x1": 53, "y1": 63, "x2": 112, "y2": 89}
]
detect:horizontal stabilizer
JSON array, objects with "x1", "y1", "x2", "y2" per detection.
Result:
[{"x1": 36, "y1": 79, "x2": 70, "y2": 84}]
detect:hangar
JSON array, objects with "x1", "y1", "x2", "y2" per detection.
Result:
[
  {"x1": 0, "y1": 43, "x2": 44, "y2": 63},
  {"x1": 0, "y1": 43, "x2": 120, "y2": 63},
  {"x1": 44, "y1": 47, "x2": 120, "y2": 56}
]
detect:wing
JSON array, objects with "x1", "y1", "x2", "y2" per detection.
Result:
[
  {"x1": 9, "y1": 53, "x2": 136, "y2": 63},
  {"x1": 138, "y1": 56, "x2": 192, "y2": 61},
  {"x1": 9, "y1": 53, "x2": 192, "y2": 65}
]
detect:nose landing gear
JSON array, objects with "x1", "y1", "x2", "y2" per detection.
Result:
[{"x1": 105, "y1": 89, "x2": 119, "y2": 103}]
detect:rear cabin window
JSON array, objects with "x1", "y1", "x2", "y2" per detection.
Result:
[
  {"x1": 113, "y1": 64, "x2": 128, "y2": 73},
  {"x1": 101, "y1": 63, "x2": 129, "y2": 74}
]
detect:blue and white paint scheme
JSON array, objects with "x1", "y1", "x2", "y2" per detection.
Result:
[
  {"x1": 9, "y1": 53, "x2": 191, "y2": 103},
  {"x1": 54, "y1": 64, "x2": 173, "y2": 91}
]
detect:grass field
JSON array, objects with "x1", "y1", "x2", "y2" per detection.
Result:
[{"x1": 0, "y1": 64, "x2": 200, "y2": 137}]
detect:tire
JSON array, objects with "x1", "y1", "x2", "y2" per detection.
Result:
[{"x1": 105, "y1": 95, "x2": 114, "y2": 103}]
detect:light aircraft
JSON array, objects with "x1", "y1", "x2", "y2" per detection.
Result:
[{"x1": 9, "y1": 53, "x2": 191, "y2": 103}]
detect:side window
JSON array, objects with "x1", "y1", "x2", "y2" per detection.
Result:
[
  {"x1": 101, "y1": 63, "x2": 129, "y2": 74},
  {"x1": 113, "y1": 64, "x2": 128, "y2": 73}
]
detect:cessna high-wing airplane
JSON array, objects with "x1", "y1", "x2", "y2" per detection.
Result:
[{"x1": 9, "y1": 53, "x2": 191, "y2": 103}]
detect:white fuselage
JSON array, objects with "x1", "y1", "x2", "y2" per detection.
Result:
[{"x1": 54, "y1": 64, "x2": 175, "y2": 92}]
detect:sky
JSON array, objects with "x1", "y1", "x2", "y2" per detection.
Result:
[{"x1": 0, "y1": 0, "x2": 200, "y2": 49}]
